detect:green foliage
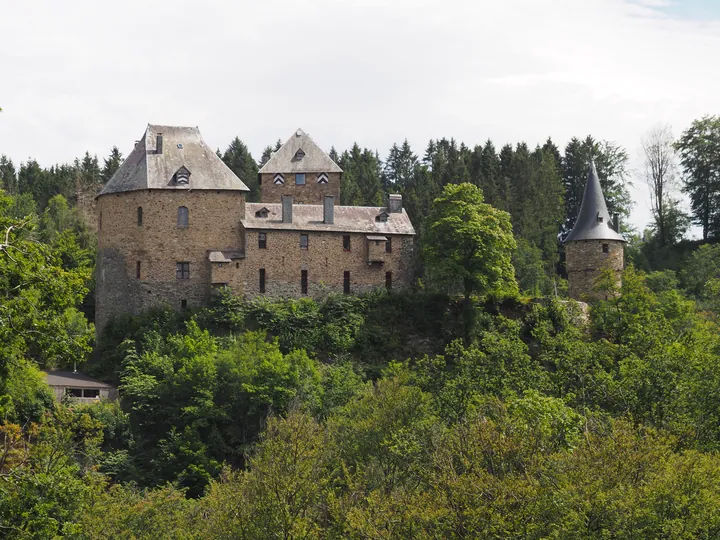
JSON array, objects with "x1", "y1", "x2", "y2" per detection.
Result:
[{"x1": 424, "y1": 182, "x2": 518, "y2": 299}]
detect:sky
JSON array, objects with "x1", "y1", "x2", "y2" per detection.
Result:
[{"x1": 1, "y1": 0, "x2": 719, "y2": 234}]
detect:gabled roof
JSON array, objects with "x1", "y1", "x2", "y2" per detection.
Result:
[
  {"x1": 43, "y1": 371, "x2": 114, "y2": 388},
  {"x1": 99, "y1": 124, "x2": 250, "y2": 196},
  {"x1": 564, "y1": 162, "x2": 625, "y2": 243},
  {"x1": 259, "y1": 128, "x2": 342, "y2": 174},
  {"x1": 243, "y1": 203, "x2": 415, "y2": 235}
]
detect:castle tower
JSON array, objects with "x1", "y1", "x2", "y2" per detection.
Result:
[
  {"x1": 258, "y1": 128, "x2": 342, "y2": 204},
  {"x1": 564, "y1": 162, "x2": 625, "y2": 300},
  {"x1": 95, "y1": 125, "x2": 249, "y2": 333}
]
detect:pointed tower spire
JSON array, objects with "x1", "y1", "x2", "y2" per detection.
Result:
[{"x1": 564, "y1": 161, "x2": 625, "y2": 243}]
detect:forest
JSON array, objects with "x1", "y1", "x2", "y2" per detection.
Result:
[{"x1": 1, "y1": 116, "x2": 720, "y2": 538}]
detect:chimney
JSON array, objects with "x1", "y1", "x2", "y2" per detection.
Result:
[
  {"x1": 156, "y1": 133, "x2": 163, "y2": 154},
  {"x1": 282, "y1": 195, "x2": 293, "y2": 223},
  {"x1": 323, "y1": 195, "x2": 334, "y2": 224},
  {"x1": 388, "y1": 194, "x2": 402, "y2": 213},
  {"x1": 612, "y1": 213, "x2": 619, "y2": 233}
]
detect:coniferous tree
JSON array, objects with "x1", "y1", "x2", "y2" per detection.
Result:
[
  {"x1": 221, "y1": 137, "x2": 259, "y2": 201},
  {"x1": 258, "y1": 139, "x2": 283, "y2": 168},
  {"x1": 0, "y1": 155, "x2": 16, "y2": 194},
  {"x1": 338, "y1": 144, "x2": 383, "y2": 206},
  {"x1": 101, "y1": 147, "x2": 123, "y2": 184}
]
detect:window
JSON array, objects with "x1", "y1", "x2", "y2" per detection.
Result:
[
  {"x1": 295, "y1": 149, "x2": 305, "y2": 160},
  {"x1": 386, "y1": 271, "x2": 392, "y2": 290},
  {"x1": 136, "y1": 261, "x2": 141, "y2": 279},
  {"x1": 175, "y1": 166, "x2": 191, "y2": 184},
  {"x1": 181, "y1": 299, "x2": 187, "y2": 309},
  {"x1": 603, "y1": 243, "x2": 609, "y2": 253},
  {"x1": 376, "y1": 212, "x2": 389, "y2": 222},
  {"x1": 295, "y1": 173, "x2": 306, "y2": 185},
  {"x1": 386, "y1": 237, "x2": 392, "y2": 253},
  {"x1": 301, "y1": 270, "x2": 308, "y2": 294},
  {"x1": 99, "y1": 212, "x2": 102, "y2": 230},
  {"x1": 259, "y1": 232, "x2": 267, "y2": 249},
  {"x1": 236, "y1": 262, "x2": 240, "y2": 269},
  {"x1": 66, "y1": 388, "x2": 99, "y2": 398},
  {"x1": 300, "y1": 234, "x2": 308, "y2": 249},
  {"x1": 137, "y1": 206, "x2": 143, "y2": 226},
  {"x1": 255, "y1": 207, "x2": 270, "y2": 218},
  {"x1": 259, "y1": 268, "x2": 266, "y2": 293},
  {"x1": 317, "y1": 172, "x2": 329, "y2": 184},
  {"x1": 176, "y1": 262, "x2": 190, "y2": 280},
  {"x1": 343, "y1": 235, "x2": 351, "y2": 251},
  {"x1": 83, "y1": 389, "x2": 100, "y2": 398},
  {"x1": 344, "y1": 271, "x2": 350, "y2": 294},
  {"x1": 177, "y1": 206, "x2": 189, "y2": 228}
]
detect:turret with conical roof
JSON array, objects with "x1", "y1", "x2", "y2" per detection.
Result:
[{"x1": 564, "y1": 162, "x2": 625, "y2": 300}]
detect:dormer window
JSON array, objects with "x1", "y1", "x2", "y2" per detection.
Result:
[
  {"x1": 175, "y1": 165, "x2": 191, "y2": 185},
  {"x1": 376, "y1": 211, "x2": 389, "y2": 223},
  {"x1": 295, "y1": 149, "x2": 305, "y2": 161},
  {"x1": 317, "y1": 173, "x2": 329, "y2": 184},
  {"x1": 273, "y1": 173, "x2": 285, "y2": 185},
  {"x1": 597, "y1": 213, "x2": 604, "y2": 223},
  {"x1": 255, "y1": 207, "x2": 270, "y2": 218}
]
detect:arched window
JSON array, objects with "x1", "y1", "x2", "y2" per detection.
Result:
[{"x1": 177, "y1": 206, "x2": 189, "y2": 228}]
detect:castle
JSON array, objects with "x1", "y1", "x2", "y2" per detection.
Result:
[
  {"x1": 95, "y1": 126, "x2": 415, "y2": 332},
  {"x1": 564, "y1": 162, "x2": 625, "y2": 299}
]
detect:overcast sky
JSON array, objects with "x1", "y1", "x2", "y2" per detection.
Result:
[{"x1": 1, "y1": 0, "x2": 719, "y2": 233}]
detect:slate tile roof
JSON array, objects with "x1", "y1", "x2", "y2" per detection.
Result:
[{"x1": 259, "y1": 129, "x2": 342, "y2": 174}]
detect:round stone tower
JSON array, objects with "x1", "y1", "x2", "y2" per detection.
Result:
[
  {"x1": 95, "y1": 124, "x2": 249, "y2": 334},
  {"x1": 564, "y1": 162, "x2": 625, "y2": 300}
]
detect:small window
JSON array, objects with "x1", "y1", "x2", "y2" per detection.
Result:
[
  {"x1": 83, "y1": 389, "x2": 100, "y2": 398},
  {"x1": 597, "y1": 213, "x2": 604, "y2": 223},
  {"x1": 344, "y1": 271, "x2": 350, "y2": 294},
  {"x1": 177, "y1": 206, "x2": 189, "y2": 228},
  {"x1": 99, "y1": 212, "x2": 102, "y2": 230},
  {"x1": 376, "y1": 212, "x2": 389, "y2": 222},
  {"x1": 317, "y1": 173, "x2": 329, "y2": 184},
  {"x1": 66, "y1": 388, "x2": 83, "y2": 398},
  {"x1": 176, "y1": 262, "x2": 190, "y2": 280},
  {"x1": 259, "y1": 232, "x2": 267, "y2": 249},
  {"x1": 259, "y1": 268, "x2": 266, "y2": 293},
  {"x1": 295, "y1": 149, "x2": 305, "y2": 160},
  {"x1": 236, "y1": 262, "x2": 240, "y2": 269},
  {"x1": 603, "y1": 243, "x2": 609, "y2": 253},
  {"x1": 386, "y1": 237, "x2": 392, "y2": 253},
  {"x1": 343, "y1": 235, "x2": 351, "y2": 251},
  {"x1": 295, "y1": 173, "x2": 306, "y2": 185},
  {"x1": 386, "y1": 271, "x2": 392, "y2": 290},
  {"x1": 181, "y1": 299, "x2": 187, "y2": 309},
  {"x1": 137, "y1": 206, "x2": 143, "y2": 226},
  {"x1": 301, "y1": 270, "x2": 308, "y2": 294},
  {"x1": 255, "y1": 207, "x2": 270, "y2": 218},
  {"x1": 136, "y1": 261, "x2": 141, "y2": 279},
  {"x1": 300, "y1": 234, "x2": 308, "y2": 249},
  {"x1": 175, "y1": 165, "x2": 191, "y2": 184}
]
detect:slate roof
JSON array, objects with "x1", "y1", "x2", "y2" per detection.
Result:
[
  {"x1": 43, "y1": 371, "x2": 114, "y2": 388},
  {"x1": 258, "y1": 129, "x2": 343, "y2": 174},
  {"x1": 243, "y1": 203, "x2": 415, "y2": 235},
  {"x1": 99, "y1": 125, "x2": 250, "y2": 196},
  {"x1": 208, "y1": 249, "x2": 245, "y2": 262},
  {"x1": 564, "y1": 162, "x2": 625, "y2": 243}
]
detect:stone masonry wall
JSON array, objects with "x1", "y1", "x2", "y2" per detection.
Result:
[
  {"x1": 96, "y1": 190, "x2": 246, "y2": 332},
  {"x1": 260, "y1": 172, "x2": 341, "y2": 205},
  {"x1": 240, "y1": 228, "x2": 414, "y2": 298},
  {"x1": 566, "y1": 240, "x2": 624, "y2": 300}
]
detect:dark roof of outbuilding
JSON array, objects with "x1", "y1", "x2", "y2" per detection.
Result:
[
  {"x1": 258, "y1": 129, "x2": 342, "y2": 174},
  {"x1": 99, "y1": 124, "x2": 250, "y2": 196},
  {"x1": 243, "y1": 203, "x2": 415, "y2": 235},
  {"x1": 564, "y1": 162, "x2": 625, "y2": 243},
  {"x1": 43, "y1": 371, "x2": 114, "y2": 388}
]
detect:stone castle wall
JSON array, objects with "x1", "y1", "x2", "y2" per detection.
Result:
[
  {"x1": 566, "y1": 240, "x2": 624, "y2": 300},
  {"x1": 240, "y1": 228, "x2": 414, "y2": 298},
  {"x1": 260, "y1": 172, "x2": 340, "y2": 205},
  {"x1": 96, "y1": 190, "x2": 246, "y2": 331}
]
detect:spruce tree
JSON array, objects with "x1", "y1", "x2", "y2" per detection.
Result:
[
  {"x1": 101, "y1": 146, "x2": 123, "y2": 184},
  {"x1": 0, "y1": 155, "x2": 16, "y2": 193},
  {"x1": 221, "y1": 137, "x2": 259, "y2": 201}
]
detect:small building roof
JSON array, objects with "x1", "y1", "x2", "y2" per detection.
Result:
[
  {"x1": 258, "y1": 129, "x2": 342, "y2": 174},
  {"x1": 99, "y1": 124, "x2": 250, "y2": 196},
  {"x1": 243, "y1": 203, "x2": 415, "y2": 235},
  {"x1": 564, "y1": 162, "x2": 625, "y2": 243},
  {"x1": 43, "y1": 371, "x2": 114, "y2": 388},
  {"x1": 208, "y1": 249, "x2": 245, "y2": 263}
]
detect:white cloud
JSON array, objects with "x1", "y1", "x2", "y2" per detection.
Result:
[{"x1": 1, "y1": 0, "x2": 719, "y2": 233}]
